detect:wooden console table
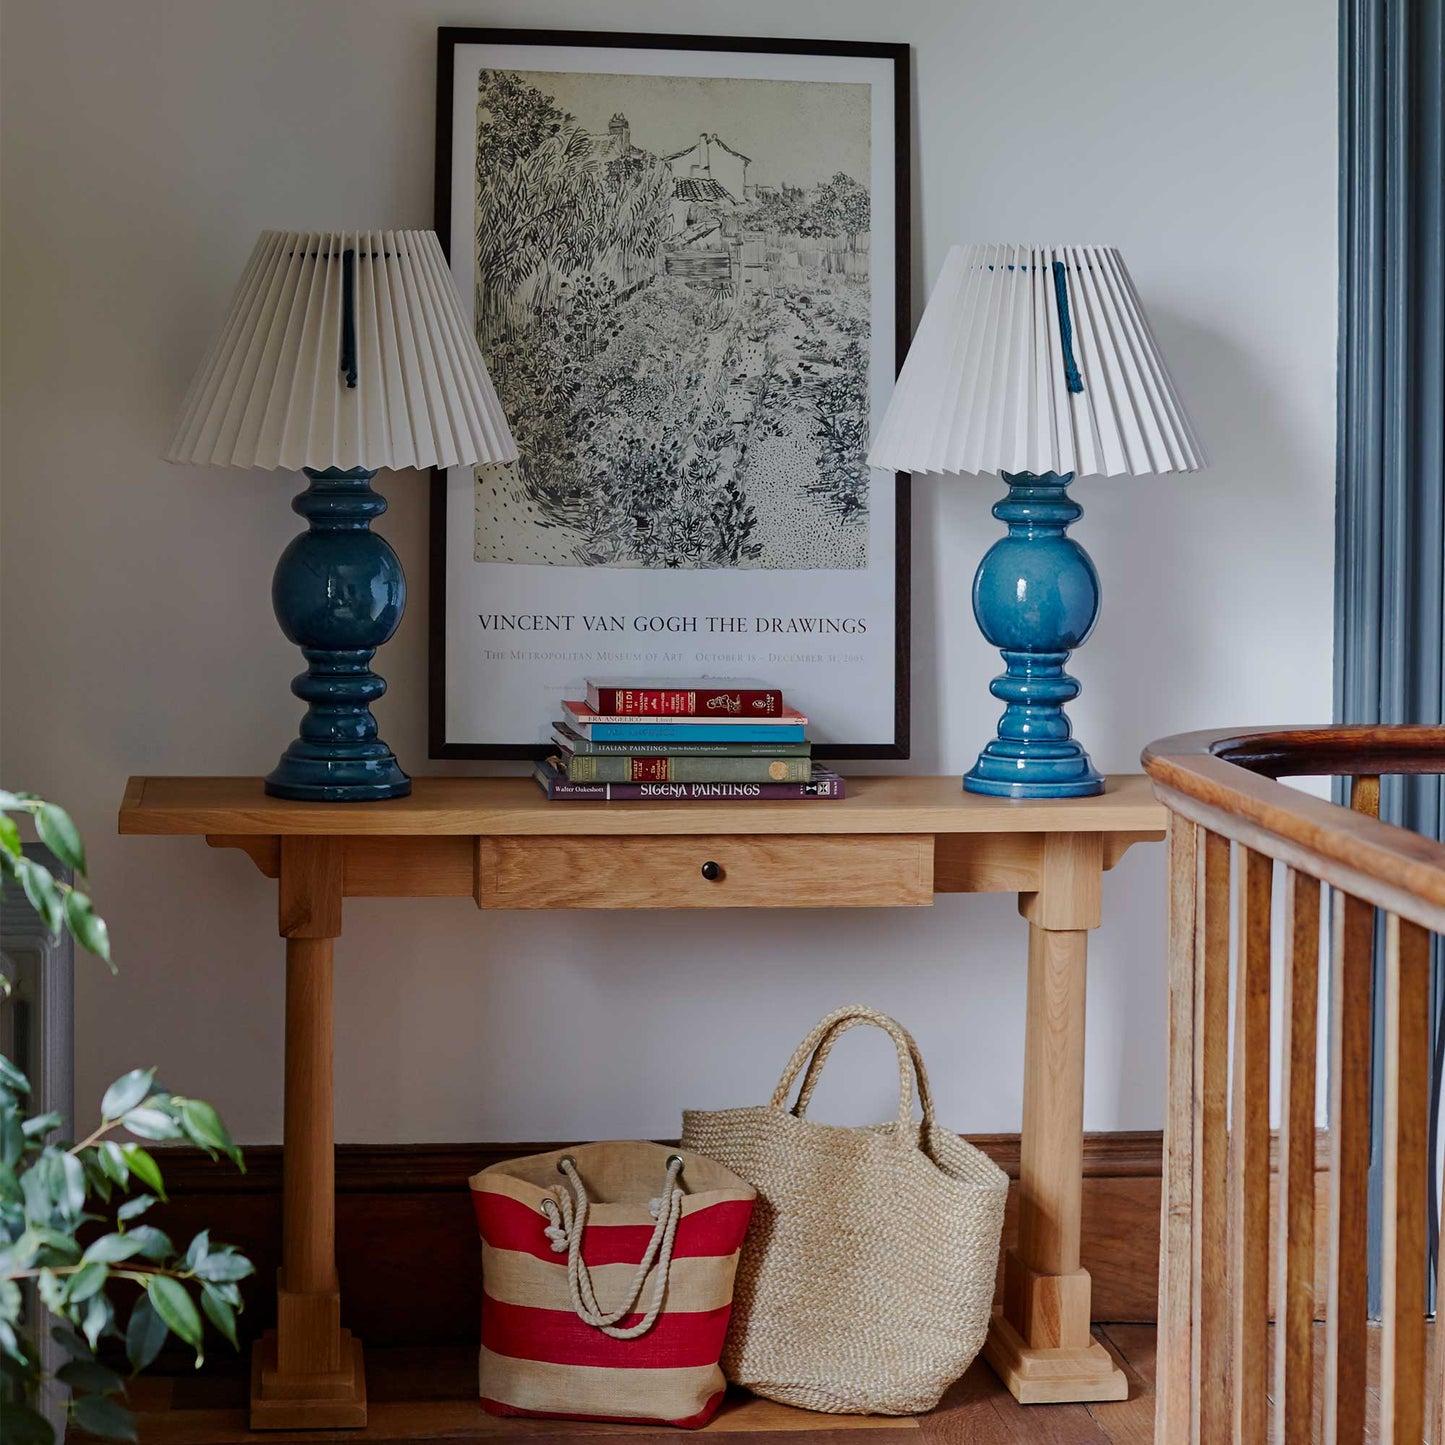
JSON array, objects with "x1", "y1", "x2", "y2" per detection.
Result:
[{"x1": 118, "y1": 775, "x2": 1165, "y2": 1422}]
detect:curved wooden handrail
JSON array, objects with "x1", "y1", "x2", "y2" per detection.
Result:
[
  {"x1": 1143, "y1": 724, "x2": 1445, "y2": 932},
  {"x1": 1145, "y1": 723, "x2": 1445, "y2": 779}
]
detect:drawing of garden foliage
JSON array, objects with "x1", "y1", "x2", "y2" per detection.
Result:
[{"x1": 472, "y1": 69, "x2": 871, "y2": 570}]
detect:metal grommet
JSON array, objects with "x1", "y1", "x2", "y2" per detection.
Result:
[
  {"x1": 556, "y1": 1155, "x2": 576, "y2": 1174},
  {"x1": 666, "y1": 1154, "x2": 684, "y2": 1170}
]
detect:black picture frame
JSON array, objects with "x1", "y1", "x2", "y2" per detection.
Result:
[{"x1": 430, "y1": 27, "x2": 911, "y2": 760}]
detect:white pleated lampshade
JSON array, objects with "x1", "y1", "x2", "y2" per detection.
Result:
[
  {"x1": 868, "y1": 243, "x2": 1202, "y2": 479},
  {"x1": 166, "y1": 230, "x2": 517, "y2": 472}
]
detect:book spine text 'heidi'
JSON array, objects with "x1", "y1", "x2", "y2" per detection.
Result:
[{"x1": 586, "y1": 685, "x2": 783, "y2": 717}]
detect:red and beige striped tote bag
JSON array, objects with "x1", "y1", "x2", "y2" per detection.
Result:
[{"x1": 470, "y1": 1142, "x2": 756, "y2": 1428}]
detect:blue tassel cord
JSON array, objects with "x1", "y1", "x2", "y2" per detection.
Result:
[{"x1": 1052, "y1": 260, "x2": 1084, "y2": 394}]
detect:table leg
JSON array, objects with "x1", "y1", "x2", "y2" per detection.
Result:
[
  {"x1": 251, "y1": 838, "x2": 367, "y2": 1429},
  {"x1": 982, "y1": 832, "x2": 1128, "y2": 1404}
]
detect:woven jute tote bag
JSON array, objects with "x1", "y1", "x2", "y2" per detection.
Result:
[
  {"x1": 470, "y1": 1142, "x2": 756, "y2": 1428},
  {"x1": 680, "y1": 1006, "x2": 1008, "y2": 1415}
]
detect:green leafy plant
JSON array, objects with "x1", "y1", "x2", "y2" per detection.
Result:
[{"x1": 0, "y1": 791, "x2": 253, "y2": 1444}]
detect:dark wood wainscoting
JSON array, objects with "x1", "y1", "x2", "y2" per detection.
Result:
[{"x1": 143, "y1": 1131, "x2": 1165, "y2": 1357}]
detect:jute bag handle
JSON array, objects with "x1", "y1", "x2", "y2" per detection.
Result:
[
  {"x1": 539, "y1": 1154, "x2": 685, "y2": 1340},
  {"x1": 770, "y1": 1005, "x2": 937, "y2": 1138}
]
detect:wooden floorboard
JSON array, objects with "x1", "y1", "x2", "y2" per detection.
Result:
[{"x1": 92, "y1": 1326, "x2": 1428, "y2": 1445}]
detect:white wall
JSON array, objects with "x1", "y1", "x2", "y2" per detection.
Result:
[{"x1": 0, "y1": 0, "x2": 1337, "y2": 1145}]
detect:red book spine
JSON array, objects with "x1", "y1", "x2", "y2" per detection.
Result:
[{"x1": 587, "y1": 686, "x2": 784, "y2": 717}]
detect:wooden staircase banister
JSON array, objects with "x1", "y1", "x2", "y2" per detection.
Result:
[
  {"x1": 1143, "y1": 723, "x2": 1445, "y2": 1443},
  {"x1": 1145, "y1": 725, "x2": 1445, "y2": 933}
]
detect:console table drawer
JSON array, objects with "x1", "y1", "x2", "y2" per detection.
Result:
[{"x1": 475, "y1": 834, "x2": 934, "y2": 909}]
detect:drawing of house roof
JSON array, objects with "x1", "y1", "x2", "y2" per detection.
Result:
[
  {"x1": 663, "y1": 133, "x2": 752, "y2": 207},
  {"x1": 586, "y1": 113, "x2": 648, "y2": 163},
  {"x1": 673, "y1": 177, "x2": 732, "y2": 203},
  {"x1": 660, "y1": 133, "x2": 752, "y2": 166}
]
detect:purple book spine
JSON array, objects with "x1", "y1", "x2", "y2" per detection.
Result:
[{"x1": 536, "y1": 766, "x2": 844, "y2": 801}]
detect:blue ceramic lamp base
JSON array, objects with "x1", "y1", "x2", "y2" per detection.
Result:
[
  {"x1": 964, "y1": 471, "x2": 1104, "y2": 800},
  {"x1": 264, "y1": 467, "x2": 411, "y2": 802}
]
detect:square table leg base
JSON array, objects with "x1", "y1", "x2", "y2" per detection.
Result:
[
  {"x1": 250, "y1": 1332, "x2": 368, "y2": 1429},
  {"x1": 981, "y1": 1310, "x2": 1128, "y2": 1405}
]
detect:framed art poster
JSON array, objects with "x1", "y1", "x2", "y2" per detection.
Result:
[{"x1": 432, "y1": 28, "x2": 910, "y2": 758}]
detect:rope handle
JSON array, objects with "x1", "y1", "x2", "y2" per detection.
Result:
[
  {"x1": 792, "y1": 1013, "x2": 938, "y2": 1128},
  {"x1": 770, "y1": 1005, "x2": 936, "y2": 1138},
  {"x1": 539, "y1": 1154, "x2": 684, "y2": 1340}
]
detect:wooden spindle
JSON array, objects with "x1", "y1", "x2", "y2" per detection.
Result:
[
  {"x1": 1196, "y1": 830, "x2": 1233, "y2": 1440},
  {"x1": 1351, "y1": 772, "x2": 1381, "y2": 819},
  {"x1": 1435, "y1": 1169, "x2": 1445, "y2": 1445},
  {"x1": 1380, "y1": 912, "x2": 1429, "y2": 1443},
  {"x1": 1156, "y1": 818, "x2": 1198, "y2": 1441},
  {"x1": 1275, "y1": 868, "x2": 1321, "y2": 1445},
  {"x1": 1230, "y1": 847, "x2": 1271, "y2": 1444},
  {"x1": 1325, "y1": 887, "x2": 1375, "y2": 1445}
]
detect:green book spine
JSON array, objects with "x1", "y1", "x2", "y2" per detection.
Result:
[
  {"x1": 552, "y1": 723, "x2": 811, "y2": 758},
  {"x1": 563, "y1": 753, "x2": 814, "y2": 783}
]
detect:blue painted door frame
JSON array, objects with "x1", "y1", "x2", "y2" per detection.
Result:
[{"x1": 1336, "y1": 0, "x2": 1444, "y2": 1314}]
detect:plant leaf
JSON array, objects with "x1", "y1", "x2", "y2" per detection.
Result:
[
  {"x1": 0, "y1": 814, "x2": 21, "y2": 858},
  {"x1": 0, "y1": 1111, "x2": 24, "y2": 1169},
  {"x1": 15, "y1": 857, "x2": 61, "y2": 937},
  {"x1": 51, "y1": 1320, "x2": 93, "y2": 1360},
  {"x1": 57, "y1": 1359, "x2": 125, "y2": 1395},
  {"x1": 57, "y1": 1151, "x2": 87, "y2": 1220},
  {"x1": 120, "y1": 1145, "x2": 165, "y2": 1199},
  {"x1": 65, "y1": 1260, "x2": 109, "y2": 1304},
  {"x1": 36, "y1": 1267, "x2": 65, "y2": 1314},
  {"x1": 21, "y1": 1111, "x2": 63, "y2": 1140},
  {"x1": 121, "y1": 1107, "x2": 181, "y2": 1142},
  {"x1": 34, "y1": 803, "x2": 85, "y2": 877},
  {"x1": 199, "y1": 1285, "x2": 238, "y2": 1349},
  {"x1": 177, "y1": 1099, "x2": 237, "y2": 1161},
  {"x1": 0, "y1": 1054, "x2": 30, "y2": 1096},
  {"x1": 82, "y1": 1153, "x2": 114, "y2": 1205},
  {"x1": 101, "y1": 1069, "x2": 154, "y2": 1121},
  {"x1": 184, "y1": 1230, "x2": 209, "y2": 1271},
  {"x1": 124, "y1": 1297, "x2": 167, "y2": 1374},
  {"x1": 26, "y1": 1227, "x2": 81, "y2": 1264},
  {"x1": 83, "y1": 1232, "x2": 149, "y2": 1265},
  {"x1": 147, "y1": 1276, "x2": 203, "y2": 1357},
  {"x1": 81, "y1": 1293, "x2": 113, "y2": 1351},
  {"x1": 116, "y1": 1193, "x2": 155, "y2": 1223},
  {"x1": 70, "y1": 1393, "x2": 138, "y2": 1442},
  {"x1": 192, "y1": 1249, "x2": 253, "y2": 1283},
  {"x1": 63, "y1": 890, "x2": 111, "y2": 965},
  {"x1": 98, "y1": 1142, "x2": 130, "y2": 1186},
  {"x1": 2, "y1": 1400, "x2": 55, "y2": 1445},
  {"x1": 118, "y1": 1224, "x2": 172, "y2": 1261}
]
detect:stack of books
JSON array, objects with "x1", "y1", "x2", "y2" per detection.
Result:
[{"x1": 534, "y1": 678, "x2": 843, "y2": 802}]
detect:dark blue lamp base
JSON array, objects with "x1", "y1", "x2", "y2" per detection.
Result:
[
  {"x1": 264, "y1": 467, "x2": 410, "y2": 802},
  {"x1": 964, "y1": 471, "x2": 1104, "y2": 799}
]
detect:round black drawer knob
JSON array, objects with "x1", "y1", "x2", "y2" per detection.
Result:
[{"x1": 700, "y1": 860, "x2": 723, "y2": 881}]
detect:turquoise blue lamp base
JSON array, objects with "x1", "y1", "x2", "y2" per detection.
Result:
[
  {"x1": 964, "y1": 471, "x2": 1104, "y2": 799},
  {"x1": 264, "y1": 467, "x2": 411, "y2": 802}
]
